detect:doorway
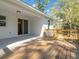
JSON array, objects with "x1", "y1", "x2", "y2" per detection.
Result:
[
  {"x1": 18, "y1": 19, "x2": 22, "y2": 35},
  {"x1": 18, "y1": 19, "x2": 28, "y2": 35},
  {"x1": 24, "y1": 20, "x2": 28, "y2": 34}
]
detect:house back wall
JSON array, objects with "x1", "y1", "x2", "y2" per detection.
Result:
[
  {"x1": 0, "y1": 9, "x2": 30, "y2": 39},
  {"x1": 0, "y1": 10, "x2": 18, "y2": 39}
]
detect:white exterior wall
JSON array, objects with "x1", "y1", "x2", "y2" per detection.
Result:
[
  {"x1": 0, "y1": 0, "x2": 54, "y2": 39},
  {"x1": 0, "y1": 9, "x2": 53, "y2": 39},
  {"x1": 0, "y1": 10, "x2": 17, "y2": 39},
  {"x1": 30, "y1": 17, "x2": 48, "y2": 36},
  {"x1": 0, "y1": 10, "x2": 30, "y2": 39},
  {"x1": 30, "y1": 18, "x2": 53, "y2": 37}
]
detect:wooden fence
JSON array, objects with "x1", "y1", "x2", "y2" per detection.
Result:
[{"x1": 44, "y1": 29, "x2": 79, "y2": 40}]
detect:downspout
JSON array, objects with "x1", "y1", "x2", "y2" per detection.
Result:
[{"x1": 48, "y1": 20, "x2": 50, "y2": 29}]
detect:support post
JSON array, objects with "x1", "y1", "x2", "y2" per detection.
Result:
[{"x1": 48, "y1": 20, "x2": 50, "y2": 30}]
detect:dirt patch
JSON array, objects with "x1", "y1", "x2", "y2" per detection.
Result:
[{"x1": 1, "y1": 40, "x2": 78, "y2": 59}]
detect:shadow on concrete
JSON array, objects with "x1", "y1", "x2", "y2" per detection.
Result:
[
  {"x1": 1, "y1": 39, "x2": 78, "y2": 59},
  {"x1": 0, "y1": 35, "x2": 38, "y2": 48},
  {"x1": 0, "y1": 47, "x2": 13, "y2": 59}
]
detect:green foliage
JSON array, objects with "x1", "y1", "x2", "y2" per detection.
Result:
[
  {"x1": 50, "y1": 0, "x2": 79, "y2": 29},
  {"x1": 37, "y1": 3, "x2": 45, "y2": 12},
  {"x1": 44, "y1": 0, "x2": 50, "y2": 5},
  {"x1": 35, "y1": 0, "x2": 50, "y2": 12}
]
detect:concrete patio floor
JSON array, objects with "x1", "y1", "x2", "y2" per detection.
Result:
[
  {"x1": 0, "y1": 35, "x2": 39, "y2": 48},
  {"x1": 1, "y1": 39, "x2": 79, "y2": 59}
]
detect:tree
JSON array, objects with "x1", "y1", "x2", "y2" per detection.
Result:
[
  {"x1": 50, "y1": 0, "x2": 79, "y2": 29},
  {"x1": 35, "y1": 0, "x2": 50, "y2": 12}
]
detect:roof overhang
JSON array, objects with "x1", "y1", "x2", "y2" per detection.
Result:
[{"x1": 1, "y1": 0, "x2": 53, "y2": 20}]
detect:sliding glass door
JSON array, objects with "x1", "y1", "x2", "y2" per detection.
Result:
[
  {"x1": 18, "y1": 19, "x2": 22, "y2": 35},
  {"x1": 18, "y1": 19, "x2": 28, "y2": 35},
  {"x1": 24, "y1": 20, "x2": 28, "y2": 34}
]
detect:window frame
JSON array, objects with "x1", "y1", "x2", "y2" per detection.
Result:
[{"x1": 0, "y1": 15, "x2": 6, "y2": 26}]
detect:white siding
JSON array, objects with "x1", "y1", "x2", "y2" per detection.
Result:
[
  {"x1": 0, "y1": 10, "x2": 30, "y2": 39},
  {"x1": 30, "y1": 18, "x2": 54, "y2": 37},
  {"x1": 30, "y1": 17, "x2": 48, "y2": 36},
  {"x1": 0, "y1": 0, "x2": 54, "y2": 39},
  {"x1": 0, "y1": 10, "x2": 53, "y2": 39},
  {"x1": 0, "y1": 10, "x2": 17, "y2": 39}
]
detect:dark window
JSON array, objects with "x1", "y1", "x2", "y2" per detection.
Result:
[{"x1": 0, "y1": 15, "x2": 6, "y2": 26}]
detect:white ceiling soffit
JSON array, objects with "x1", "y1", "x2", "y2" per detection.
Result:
[
  {"x1": 0, "y1": 0, "x2": 39, "y2": 18},
  {"x1": 0, "y1": 0, "x2": 53, "y2": 20}
]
